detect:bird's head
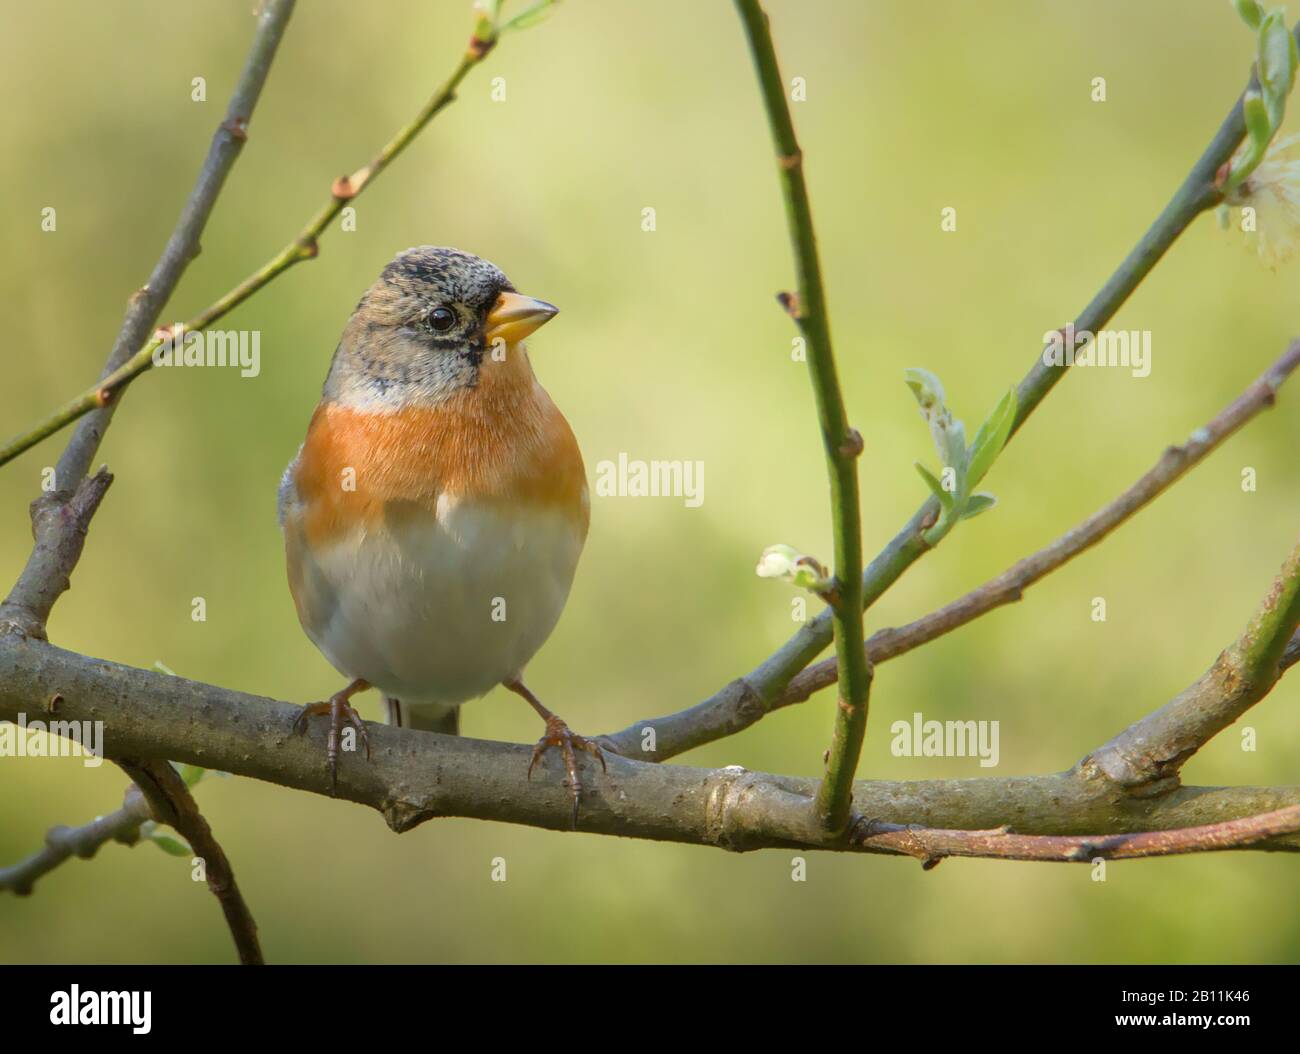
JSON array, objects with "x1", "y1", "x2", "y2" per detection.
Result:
[{"x1": 324, "y1": 246, "x2": 558, "y2": 407}]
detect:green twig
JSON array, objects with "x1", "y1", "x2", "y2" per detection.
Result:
[{"x1": 734, "y1": 0, "x2": 870, "y2": 833}]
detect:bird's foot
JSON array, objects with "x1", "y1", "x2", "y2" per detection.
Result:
[
  {"x1": 292, "y1": 679, "x2": 371, "y2": 795},
  {"x1": 528, "y1": 714, "x2": 606, "y2": 829}
]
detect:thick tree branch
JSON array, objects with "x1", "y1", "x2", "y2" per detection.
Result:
[
  {"x1": 734, "y1": 0, "x2": 870, "y2": 832},
  {"x1": 0, "y1": 7, "x2": 511, "y2": 470},
  {"x1": 115, "y1": 759, "x2": 263, "y2": 965},
  {"x1": 601, "y1": 341, "x2": 1300, "y2": 759},
  {"x1": 2, "y1": 631, "x2": 1298, "y2": 859}
]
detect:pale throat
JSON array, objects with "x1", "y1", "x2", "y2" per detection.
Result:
[{"x1": 322, "y1": 328, "x2": 537, "y2": 413}]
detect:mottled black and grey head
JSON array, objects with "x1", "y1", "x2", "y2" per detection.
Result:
[{"x1": 323, "y1": 246, "x2": 557, "y2": 409}]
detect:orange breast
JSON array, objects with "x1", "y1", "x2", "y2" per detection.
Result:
[{"x1": 294, "y1": 366, "x2": 588, "y2": 548}]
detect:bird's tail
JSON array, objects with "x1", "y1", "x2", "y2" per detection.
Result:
[{"x1": 386, "y1": 698, "x2": 460, "y2": 735}]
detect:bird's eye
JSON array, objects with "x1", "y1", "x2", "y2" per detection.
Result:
[{"x1": 428, "y1": 307, "x2": 456, "y2": 332}]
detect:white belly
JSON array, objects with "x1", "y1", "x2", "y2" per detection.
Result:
[{"x1": 291, "y1": 495, "x2": 584, "y2": 710}]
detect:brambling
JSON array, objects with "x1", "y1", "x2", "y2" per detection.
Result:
[{"x1": 278, "y1": 246, "x2": 604, "y2": 821}]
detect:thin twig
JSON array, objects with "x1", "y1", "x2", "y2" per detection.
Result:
[
  {"x1": 0, "y1": 11, "x2": 505, "y2": 470},
  {"x1": 852, "y1": 805, "x2": 1300, "y2": 865},
  {"x1": 116, "y1": 759, "x2": 263, "y2": 966},
  {"x1": 734, "y1": 0, "x2": 871, "y2": 833},
  {"x1": 0, "y1": 785, "x2": 152, "y2": 896}
]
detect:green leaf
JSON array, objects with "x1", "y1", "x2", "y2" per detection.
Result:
[
  {"x1": 967, "y1": 386, "x2": 1017, "y2": 488},
  {"x1": 915, "y1": 462, "x2": 954, "y2": 512},
  {"x1": 1227, "y1": 90, "x2": 1272, "y2": 190},
  {"x1": 1245, "y1": 88, "x2": 1273, "y2": 153},
  {"x1": 789, "y1": 563, "x2": 831, "y2": 593},
  {"x1": 1259, "y1": 11, "x2": 1298, "y2": 129},
  {"x1": 1234, "y1": 0, "x2": 1264, "y2": 30},
  {"x1": 943, "y1": 418, "x2": 968, "y2": 473},
  {"x1": 147, "y1": 832, "x2": 192, "y2": 858},
  {"x1": 500, "y1": 0, "x2": 558, "y2": 33},
  {"x1": 904, "y1": 367, "x2": 946, "y2": 411},
  {"x1": 961, "y1": 492, "x2": 998, "y2": 520},
  {"x1": 153, "y1": 660, "x2": 178, "y2": 677}
]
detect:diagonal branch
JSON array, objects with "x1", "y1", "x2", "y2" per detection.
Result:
[
  {"x1": 116, "y1": 759, "x2": 263, "y2": 965},
  {"x1": 0, "y1": 8, "x2": 515, "y2": 471},
  {"x1": 599, "y1": 340, "x2": 1300, "y2": 760},
  {"x1": 734, "y1": 0, "x2": 870, "y2": 834}
]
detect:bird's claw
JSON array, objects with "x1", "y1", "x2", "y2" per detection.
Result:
[
  {"x1": 528, "y1": 715, "x2": 605, "y2": 828},
  {"x1": 292, "y1": 692, "x2": 371, "y2": 794}
]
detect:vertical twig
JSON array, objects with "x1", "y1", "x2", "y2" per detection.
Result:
[{"x1": 734, "y1": 0, "x2": 871, "y2": 832}]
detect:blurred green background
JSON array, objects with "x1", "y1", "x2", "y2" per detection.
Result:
[{"x1": 2, "y1": 0, "x2": 1298, "y2": 964}]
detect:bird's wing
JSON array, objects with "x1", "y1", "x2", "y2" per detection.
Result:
[{"x1": 277, "y1": 444, "x2": 304, "y2": 529}]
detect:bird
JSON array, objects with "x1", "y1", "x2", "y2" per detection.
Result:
[{"x1": 277, "y1": 245, "x2": 603, "y2": 823}]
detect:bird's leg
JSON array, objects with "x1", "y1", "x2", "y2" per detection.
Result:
[
  {"x1": 386, "y1": 697, "x2": 405, "y2": 727},
  {"x1": 292, "y1": 678, "x2": 372, "y2": 794},
  {"x1": 504, "y1": 678, "x2": 605, "y2": 829}
]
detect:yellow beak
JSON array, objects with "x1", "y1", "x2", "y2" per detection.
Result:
[{"x1": 484, "y1": 291, "x2": 559, "y2": 346}]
